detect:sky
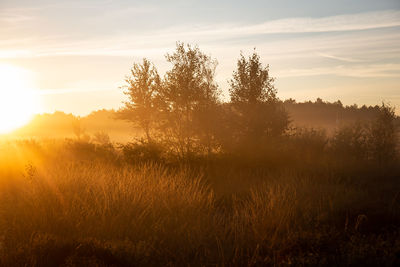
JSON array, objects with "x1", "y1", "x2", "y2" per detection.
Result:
[{"x1": 1, "y1": 0, "x2": 400, "y2": 115}]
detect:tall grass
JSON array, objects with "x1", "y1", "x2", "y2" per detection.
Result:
[{"x1": 0, "y1": 140, "x2": 399, "y2": 266}]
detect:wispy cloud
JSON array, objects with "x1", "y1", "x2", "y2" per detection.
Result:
[
  {"x1": 0, "y1": 14, "x2": 33, "y2": 23},
  {"x1": 276, "y1": 63, "x2": 400, "y2": 78},
  {"x1": 0, "y1": 7, "x2": 39, "y2": 24},
  {"x1": 37, "y1": 88, "x2": 115, "y2": 95},
  {"x1": 1, "y1": 10, "x2": 400, "y2": 59},
  {"x1": 316, "y1": 52, "x2": 366, "y2": 63},
  {"x1": 245, "y1": 10, "x2": 400, "y2": 34},
  {"x1": 161, "y1": 10, "x2": 400, "y2": 38}
]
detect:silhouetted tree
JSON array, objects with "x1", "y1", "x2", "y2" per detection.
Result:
[
  {"x1": 118, "y1": 58, "x2": 161, "y2": 143},
  {"x1": 227, "y1": 50, "x2": 289, "y2": 153},
  {"x1": 161, "y1": 42, "x2": 220, "y2": 158},
  {"x1": 229, "y1": 51, "x2": 276, "y2": 104}
]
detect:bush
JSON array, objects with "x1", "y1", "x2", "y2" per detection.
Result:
[
  {"x1": 368, "y1": 104, "x2": 397, "y2": 163},
  {"x1": 121, "y1": 140, "x2": 164, "y2": 163},
  {"x1": 64, "y1": 139, "x2": 118, "y2": 162},
  {"x1": 286, "y1": 127, "x2": 327, "y2": 162},
  {"x1": 330, "y1": 123, "x2": 369, "y2": 160}
]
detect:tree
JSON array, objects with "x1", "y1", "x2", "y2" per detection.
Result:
[
  {"x1": 229, "y1": 50, "x2": 276, "y2": 104},
  {"x1": 227, "y1": 50, "x2": 289, "y2": 152},
  {"x1": 118, "y1": 58, "x2": 161, "y2": 143},
  {"x1": 161, "y1": 42, "x2": 220, "y2": 157}
]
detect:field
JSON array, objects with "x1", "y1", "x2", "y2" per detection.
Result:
[{"x1": 0, "y1": 139, "x2": 399, "y2": 266}]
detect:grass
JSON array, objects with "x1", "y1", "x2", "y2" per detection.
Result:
[{"x1": 0, "y1": 140, "x2": 399, "y2": 266}]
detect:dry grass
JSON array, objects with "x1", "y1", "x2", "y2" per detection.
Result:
[{"x1": 0, "y1": 140, "x2": 399, "y2": 266}]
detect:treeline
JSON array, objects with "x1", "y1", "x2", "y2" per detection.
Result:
[
  {"x1": 11, "y1": 110, "x2": 135, "y2": 142},
  {"x1": 12, "y1": 100, "x2": 394, "y2": 142},
  {"x1": 116, "y1": 42, "x2": 398, "y2": 164},
  {"x1": 284, "y1": 98, "x2": 400, "y2": 132}
]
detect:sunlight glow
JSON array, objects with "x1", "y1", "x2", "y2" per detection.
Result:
[{"x1": 0, "y1": 64, "x2": 40, "y2": 134}]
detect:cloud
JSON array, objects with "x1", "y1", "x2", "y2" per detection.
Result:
[
  {"x1": 276, "y1": 63, "x2": 400, "y2": 78},
  {"x1": 158, "y1": 10, "x2": 400, "y2": 40},
  {"x1": 154, "y1": 10, "x2": 400, "y2": 45},
  {"x1": 37, "y1": 88, "x2": 114, "y2": 95},
  {"x1": 0, "y1": 7, "x2": 39, "y2": 24},
  {"x1": 1, "y1": 9, "x2": 400, "y2": 59},
  {"x1": 0, "y1": 14, "x2": 33, "y2": 23},
  {"x1": 316, "y1": 52, "x2": 366, "y2": 63},
  {"x1": 238, "y1": 10, "x2": 400, "y2": 34}
]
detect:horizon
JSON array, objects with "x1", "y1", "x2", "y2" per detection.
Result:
[{"x1": 25, "y1": 98, "x2": 400, "y2": 118}]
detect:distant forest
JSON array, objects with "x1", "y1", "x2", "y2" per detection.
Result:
[
  {"x1": 11, "y1": 99, "x2": 398, "y2": 141},
  {"x1": 12, "y1": 99, "x2": 399, "y2": 141}
]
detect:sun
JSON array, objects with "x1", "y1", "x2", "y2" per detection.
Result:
[{"x1": 0, "y1": 64, "x2": 40, "y2": 134}]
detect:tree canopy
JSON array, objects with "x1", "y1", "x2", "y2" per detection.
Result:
[{"x1": 118, "y1": 58, "x2": 161, "y2": 143}]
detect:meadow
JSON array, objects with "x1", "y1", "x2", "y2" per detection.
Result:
[{"x1": 0, "y1": 134, "x2": 399, "y2": 266}]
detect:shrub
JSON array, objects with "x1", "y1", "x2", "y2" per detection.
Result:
[
  {"x1": 286, "y1": 127, "x2": 327, "y2": 162},
  {"x1": 121, "y1": 140, "x2": 164, "y2": 163},
  {"x1": 330, "y1": 123, "x2": 369, "y2": 160},
  {"x1": 368, "y1": 104, "x2": 397, "y2": 163},
  {"x1": 64, "y1": 139, "x2": 117, "y2": 162}
]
